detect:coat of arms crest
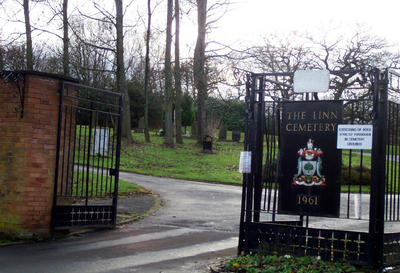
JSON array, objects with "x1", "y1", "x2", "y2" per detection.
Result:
[{"x1": 292, "y1": 139, "x2": 326, "y2": 186}]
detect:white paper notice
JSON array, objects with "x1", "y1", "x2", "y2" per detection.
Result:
[
  {"x1": 239, "y1": 151, "x2": 252, "y2": 173},
  {"x1": 337, "y1": 125, "x2": 373, "y2": 150}
]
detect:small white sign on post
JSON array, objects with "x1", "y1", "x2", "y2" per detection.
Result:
[
  {"x1": 293, "y1": 70, "x2": 330, "y2": 93},
  {"x1": 239, "y1": 151, "x2": 252, "y2": 173},
  {"x1": 337, "y1": 124, "x2": 373, "y2": 150}
]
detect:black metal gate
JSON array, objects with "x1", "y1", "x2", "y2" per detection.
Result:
[
  {"x1": 52, "y1": 81, "x2": 123, "y2": 229},
  {"x1": 238, "y1": 68, "x2": 400, "y2": 269}
]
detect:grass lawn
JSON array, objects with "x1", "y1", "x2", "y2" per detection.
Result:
[
  {"x1": 71, "y1": 129, "x2": 398, "y2": 193},
  {"x1": 119, "y1": 133, "x2": 379, "y2": 193},
  {"x1": 73, "y1": 170, "x2": 149, "y2": 197},
  {"x1": 120, "y1": 132, "x2": 244, "y2": 185}
]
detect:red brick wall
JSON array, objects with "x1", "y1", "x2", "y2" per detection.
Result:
[{"x1": 0, "y1": 72, "x2": 63, "y2": 238}]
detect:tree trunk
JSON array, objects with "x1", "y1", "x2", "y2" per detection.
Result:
[
  {"x1": 23, "y1": 0, "x2": 33, "y2": 70},
  {"x1": 218, "y1": 120, "x2": 227, "y2": 141},
  {"x1": 0, "y1": 48, "x2": 4, "y2": 70},
  {"x1": 62, "y1": 0, "x2": 70, "y2": 76},
  {"x1": 191, "y1": 120, "x2": 197, "y2": 138},
  {"x1": 193, "y1": 0, "x2": 207, "y2": 144},
  {"x1": 115, "y1": 0, "x2": 133, "y2": 143},
  {"x1": 164, "y1": 0, "x2": 174, "y2": 147},
  {"x1": 143, "y1": 0, "x2": 151, "y2": 142},
  {"x1": 174, "y1": 0, "x2": 183, "y2": 144}
]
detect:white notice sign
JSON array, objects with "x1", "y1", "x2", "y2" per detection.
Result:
[
  {"x1": 239, "y1": 151, "x2": 252, "y2": 173},
  {"x1": 293, "y1": 70, "x2": 330, "y2": 93},
  {"x1": 337, "y1": 125, "x2": 373, "y2": 150}
]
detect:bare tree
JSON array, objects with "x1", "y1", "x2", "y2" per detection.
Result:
[
  {"x1": 115, "y1": 0, "x2": 133, "y2": 143},
  {"x1": 244, "y1": 34, "x2": 313, "y2": 100},
  {"x1": 23, "y1": 0, "x2": 33, "y2": 70},
  {"x1": 164, "y1": 0, "x2": 174, "y2": 146},
  {"x1": 309, "y1": 29, "x2": 400, "y2": 99},
  {"x1": 62, "y1": 0, "x2": 69, "y2": 76},
  {"x1": 174, "y1": 0, "x2": 183, "y2": 144},
  {"x1": 68, "y1": 21, "x2": 114, "y2": 87},
  {"x1": 143, "y1": 0, "x2": 152, "y2": 143},
  {"x1": 193, "y1": 0, "x2": 207, "y2": 143}
]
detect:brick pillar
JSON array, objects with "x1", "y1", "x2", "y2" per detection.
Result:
[{"x1": 0, "y1": 71, "x2": 76, "y2": 238}]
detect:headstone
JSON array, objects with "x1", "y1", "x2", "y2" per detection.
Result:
[
  {"x1": 92, "y1": 128, "x2": 109, "y2": 156},
  {"x1": 232, "y1": 130, "x2": 241, "y2": 142},
  {"x1": 203, "y1": 135, "x2": 213, "y2": 151}
]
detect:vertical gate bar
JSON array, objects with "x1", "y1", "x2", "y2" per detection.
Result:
[
  {"x1": 76, "y1": 123, "x2": 82, "y2": 197},
  {"x1": 392, "y1": 103, "x2": 397, "y2": 221},
  {"x1": 238, "y1": 73, "x2": 251, "y2": 254},
  {"x1": 358, "y1": 150, "x2": 363, "y2": 219},
  {"x1": 70, "y1": 107, "x2": 78, "y2": 197},
  {"x1": 92, "y1": 112, "x2": 99, "y2": 196},
  {"x1": 389, "y1": 102, "x2": 395, "y2": 220},
  {"x1": 266, "y1": 105, "x2": 272, "y2": 211},
  {"x1": 85, "y1": 107, "x2": 93, "y2": 206},
  {"x1": 272, "y1": 102, "x2": 280, "y2": 222},
  {"x1": 112, "y1": 94, "x2": 123, "y2": 227},
  {"x1": 243, "y1": 73, "x2": 257, "y2": 253},
  {"x1": 81, "y1": 91, "x2": 88, "y2": 196},
  {"x1": 359, "y1": 101, "x2": 366, "y2": 218},
  {"x1": 60, "y1": 106, "x2": 68, "y2": 195},
  {"x1": 105, "y1": 118, "x2": 112, "y2": 195},
  {"x1": 98, "y1": 113, "x2": 106, "y2": 196},
  {"x1": 393, "y1": 103, "x2": 398, "y2": 221},
  {"x1": 51, "y1": 81, "x2": 65, "y2": 230},
  {"x1": 65, "y1": 102, "x2": 74, "y2": 196},
  {"x1": 96, "y1": 113, "x2": 103, "y2": 196},
  {"x1": 262, "y1": 121, "x2": 267, "y2": 211},
  {"x1": 100, "y1": 115, "x2": 109, "y2": 197},
  {"x1": 396, "y1": 103, "x2": 400, "y2": 221},
  {"x1": 90, "y1": 110, "x2": 97, "y2": 197},
  {"x1": 265, "y1": 109, "x2": 271, "y2": 212},
  {"x1": 385, "y1": 102, "x2": 391, "y2": 221},
  {"x1": 268, "y1": 102, "x2": 277, "y2": 213},
  {"x1": 347, "y1": 149, "x2": 352, "y2": 218},
  {"x1": 95, "y1": 117, "x2": 101, "y2": 197},
  {"x1": 385, "y1": 102, "x2": 391, "y2": 220},
  {"x1": 263, "y1": 105, "x2": 271, "y2": 211},
  {"x1": 81, "y1": 112, "x2": 88, "y2": 197},
  {"x1": 246, "y1": 73, "x2": 256, "y2": 224},
  {"x1": 347, "y1": 102, "x2": 355, "y2": 218},
  {"x1": 369, "y1": 68, "x2": 388, "y2": 269},
  {"x1": 254, "y1": 77, "x2": 265, "y2": 222},
  {"x1": 109, "y1": 114, "x2": 117, "y2": 195}
]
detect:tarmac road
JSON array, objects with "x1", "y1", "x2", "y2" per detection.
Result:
[
  {"x1": 2, "y1": 172, "x2": 398, "y2": 273},
  {"x1": 0, "y1": 173, "x2": 243, "y2": 273}
]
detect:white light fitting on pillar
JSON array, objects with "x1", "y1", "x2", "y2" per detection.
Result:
[{"x1": 293, "y1": 70, "x2": 330, "y2": 93}]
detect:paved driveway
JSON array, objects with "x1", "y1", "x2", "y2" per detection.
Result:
[
  {"x1": 2, "y1": 172, "x2": 397, "y2": 272},
  {"x1": 0, "y1": 173, "x2": 242, "y2": 273}
]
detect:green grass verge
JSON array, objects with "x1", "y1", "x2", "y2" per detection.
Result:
[{"x1": 72, "y1": 170, "x2": 148, "y2": 198}]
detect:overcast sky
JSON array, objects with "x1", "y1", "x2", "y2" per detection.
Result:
[
  {"x1": 179, "y1": 0, "x2": 400, "y2": 49},
  {"x1": 2, "y1": 0, "x2": 400, "y2": 55}
]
